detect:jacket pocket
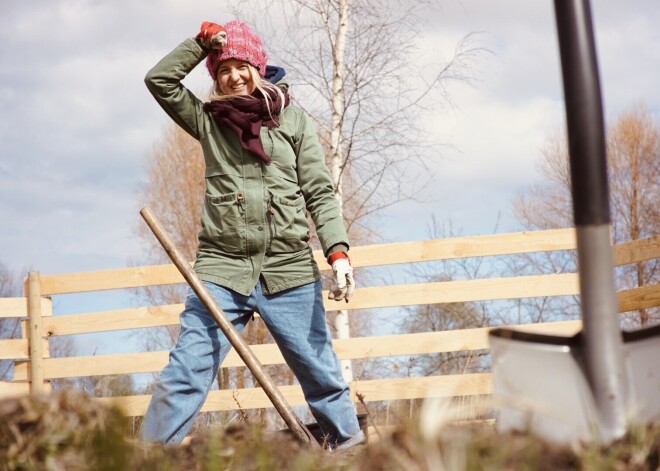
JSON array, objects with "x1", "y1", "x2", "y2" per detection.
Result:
[
  {"x1": 266, "y1": 193, "x2": 309, "y2": 254},
  {"x1": 199, "y1": 191, "x2": 246, "y2": 254}
]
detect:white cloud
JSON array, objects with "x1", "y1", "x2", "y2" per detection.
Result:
[
  {"x1": 0, "y1": 0, "x2": 658, "y2": 281},
  {"x1": 376, "y1": 0, "x2": 659, "y2": 241}
]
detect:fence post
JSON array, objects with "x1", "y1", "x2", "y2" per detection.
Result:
[{"x1": 27, "y1": 271, "x2": 45, "y2": 394}]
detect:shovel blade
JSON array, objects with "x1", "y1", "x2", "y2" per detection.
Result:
[
  {"x1": 623, "y1": 325, "x2": 660, "y2": 423},
  {"x1": 490, "y1": 326, "x2": 660, "y2": 444},
  {"x1": 489, "y1": 328, "x2": 599, "y2": 443}
]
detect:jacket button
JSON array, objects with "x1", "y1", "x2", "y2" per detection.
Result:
[{"x1": 258, "y1": 225, "x2": 264, "y2": 231}]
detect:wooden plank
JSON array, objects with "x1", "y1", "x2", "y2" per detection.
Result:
[
  {"x1": 0, "y1": 298, "x2": 52, "y2": 318},
  {"x1": 12, "y1": 347, "x2": 266, "y2": 380},
  {"x1": 0, "y1": 381, "x2": 51, "y2": 399},
  {"x1": 97, "y1": 384, "x2": 309, "y2": 417},
  {"x1": 0, "y1": 338, "x2": 50, "y2": 360},
  {"x1": 0, "y1": 381, "x2": 31, "y2": 399},
  {"x1": 98, "y1": 373, "x2": 493, "y2": 417},
  {"x1": 352, "y1": 373, "x2": 492, "y2": 402},
  {"x1": 335, "y1": 273, "x2": 581, "y2": 312},
  {"x1": 334, "y1": 320, "x2": 582, "y2": 359},
  {"x1": 201, "y1": 384, "x2": 308, "y2": 412},
  {"x1": 39, "y1": 264, "x2": 188, "y2": 295},
  {"x1": 341, "y1": 228, "x2": 577, "y2": 268},
  {"x1": 13, "y1": 320, "x2": 582, "y2": 380},
  {"x1": 0, "y1": 339, "x2": 30, "y2": 360},
  {"x1": 346, "y1": 231, "x2": 655, "y2": 269},
  {"x1": 613, "y1": 235, "x2": 660, "y2": 266},
  {"x1": 13, "y1": 352, "x2": 170, "y2": 381},
  {"x1": 0, "y1": 298, "x2": 27, "y2": 318},
  {"x1": 14, "y1": 343, "x2": 283, "y2": 380},
  {"x1": 618, "y1": 284, "x2": 660, "y2": 313},
  {"x1": 38, "y1": 304, "x2": 184, "y2": 336}
]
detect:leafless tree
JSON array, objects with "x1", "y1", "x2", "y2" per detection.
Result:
[
  {"x1": 395, "y1": 216, "x2": 492, "y2": 378},
  {"x1": 132, "y1": 122, "x2": 206, "y2": 349},
  {"x1": 608, "y1": 104, "x2": 660, "y2": 326},
  {"x1": 133, "y1": 122, "x2": 297, "y2": 412},
  {"x1": 512, "y1": 103, "x2": 660, "y2": 327},
  {"x1": 229, "y1": 0, "x2": 482, "y2": 235},
  {"x1": 0, "y1": 261, "x2": 21, "y2": 380}
]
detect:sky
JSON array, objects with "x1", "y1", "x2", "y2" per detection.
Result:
[{"x1": 1, "y1": 1, "x2": 658, "y2": 299}]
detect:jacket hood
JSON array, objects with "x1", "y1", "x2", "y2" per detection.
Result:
[{"x1": 265, "y1": 65, "x2": 288, "y2": 91}]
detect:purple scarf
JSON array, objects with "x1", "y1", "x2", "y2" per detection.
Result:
[{"x1": 203, "y1": 88, "x2": 290, "y2": 165}]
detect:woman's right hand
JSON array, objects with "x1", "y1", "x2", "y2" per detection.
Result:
[{"x1": 196, "y1": 22, "x2": 227, "y2": 50}]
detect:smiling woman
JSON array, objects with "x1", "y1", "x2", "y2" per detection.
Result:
[{"x1": 140, "y1": 18, "x2": 363, "y2": 450}]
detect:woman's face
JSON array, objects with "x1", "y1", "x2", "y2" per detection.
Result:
[{"x1": 216, "y1": 59, "x2": 255, "y2": 96}]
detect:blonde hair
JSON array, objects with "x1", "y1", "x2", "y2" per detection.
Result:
[{"x1": 209, "y1": 63, "x2": 286, "y2": 118}]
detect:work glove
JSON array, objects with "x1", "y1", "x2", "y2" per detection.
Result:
[
  {"x1": 328, "y1": 252, "x2": 355, "y2": 303},
  {"x1": 196, "y1": 21, "x2": 228, "y2": 49}
]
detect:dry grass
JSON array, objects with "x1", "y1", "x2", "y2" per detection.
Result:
[{"x1": 0, "y1": 391, "x2": 658, "y2": 470}]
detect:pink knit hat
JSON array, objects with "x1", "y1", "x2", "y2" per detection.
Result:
[{"x1": 206, "y1": 20, "x2": 268, "y2": 78}]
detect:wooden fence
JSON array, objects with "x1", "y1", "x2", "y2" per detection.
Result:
[{"x1": 1, "y1": 228, "x2": 659, "y2": 421}]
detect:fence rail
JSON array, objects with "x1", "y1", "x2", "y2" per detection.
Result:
[{"x1": 1, "y1": 228, "x2": 659, "y2": 423}]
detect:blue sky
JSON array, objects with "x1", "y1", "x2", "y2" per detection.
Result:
[{"x1": 1, "y1": 1, "x2": 658, "y2": 304}]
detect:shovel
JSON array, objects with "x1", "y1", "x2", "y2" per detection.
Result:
[
  {"x1": 488, "y1": 0, "x2": 660, "y2": 444},
  {"x1": 140, "y1": 207, "x2": 321, "y2": 448}
]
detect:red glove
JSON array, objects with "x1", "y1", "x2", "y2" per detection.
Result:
[
  {"x1": 196, "y1": 22, "x2": 227, "y2": 50},
  {"x1": 328, "y1": 252, "x2": 355, "y2": 303}
]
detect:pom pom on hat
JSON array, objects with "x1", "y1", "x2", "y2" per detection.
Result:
[{"x1": 206, "y1": 20, "x2": 268, "y2": 78}]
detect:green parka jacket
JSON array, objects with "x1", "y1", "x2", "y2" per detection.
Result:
[{"x1": 145, "y1": 38, "x2": 348, "y2": 295}]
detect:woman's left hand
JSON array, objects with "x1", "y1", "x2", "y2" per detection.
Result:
[{"x1": 328, "y1": 253, "x2": 355, "y2": 303}]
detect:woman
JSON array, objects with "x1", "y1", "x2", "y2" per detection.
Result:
[{"x1": 140, "y1": 20, "x2": 364, "y2": 450}]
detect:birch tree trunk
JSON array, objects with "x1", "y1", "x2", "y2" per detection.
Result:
[{"x1": 326, "y1": 0, "x2": 353, "y2": 382}]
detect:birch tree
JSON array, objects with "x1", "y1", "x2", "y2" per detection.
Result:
[{"x1": 229, "y1": 0, "x2": 482, "y2": 380}]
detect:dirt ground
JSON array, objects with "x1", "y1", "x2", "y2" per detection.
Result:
[{"x1": 1, "y1": 391, "x2": 658, "y2": 470}]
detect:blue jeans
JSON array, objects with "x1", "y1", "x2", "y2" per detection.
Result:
[{"x1": 140, "y1": 279, "x2": 362, "y2": 446}]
